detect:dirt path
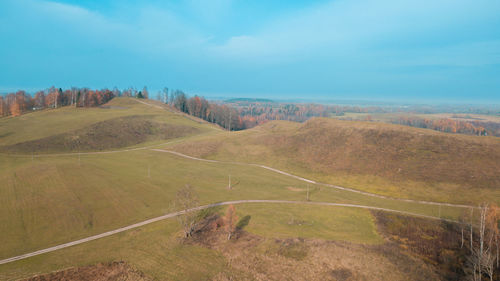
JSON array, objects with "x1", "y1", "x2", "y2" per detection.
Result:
[
  {"x1": 0, "y1": 200, "x2": 457, "y2": 266},
  {"x1": 151, "y1": 149, "x2": 475, "y2": 209}
]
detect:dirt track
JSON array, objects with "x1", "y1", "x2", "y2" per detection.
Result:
[
  {"x1": 0, "y1": 199, "x2": 458, "y2": 266},
  {"x1": 152, "y1": 149, "x2": 475, "y2": 209}
]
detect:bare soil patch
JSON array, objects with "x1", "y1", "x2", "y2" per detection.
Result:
[{"x1": 286, "y1": 186, "x2": 304, "y2": 192}]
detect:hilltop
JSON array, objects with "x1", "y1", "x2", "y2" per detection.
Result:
[{"x1": 0, "y1": 98, "x2": 218, "y2": 153}]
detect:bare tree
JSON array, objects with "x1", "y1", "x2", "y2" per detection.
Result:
[
  {"x1": 162, "y1": 87, "x2": 168, "y2": 104},
  {"x1": 224, "y1": 204, "x2": 238, "y2": 240},
  {"x1": 174, "y1": 184, "x2": 199, "y2": 238},
  {"x1": 484, "y1": 251, "x2": 496, "y2": 281},
  {"x1": 486, "y1": 205, "x2": 500, "y2": 268},
  {"x1": 467, "y1": 204, "x2": 500, "y2": 281}
]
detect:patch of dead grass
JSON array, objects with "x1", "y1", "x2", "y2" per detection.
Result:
[
  {"x1": 22, "y1": 261, "x2": 151, "y2": 281},
  {"x1": 187, "y1": 215, "x2": 440, "y2": 281}
]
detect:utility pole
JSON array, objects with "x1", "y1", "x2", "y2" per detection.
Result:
[
  {"x1": 228, "y1": 174, "x2": 231, "y2": 190},
  {"x1": 78, "y1": 141, "x2": 81, "y2": 166},
  {"x1": 461, "y1": 227, "x2": 464, "y2": 248},
  {"x1": 228, "y1": 110, "x2": 231, "y2": 132},
  {"x1": 306, "y1": 185, "x2": 310, "y2": 201}
]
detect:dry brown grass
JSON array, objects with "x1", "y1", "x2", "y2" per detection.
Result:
[
  {"x1": 286, "y1": 118, "x2": 500, "y2": 189},
  {"x1": 373, "y1": 211, "x2": 467, "y2": 280},
  {"x1": 22, "y1": 261, "x2": 151, "y2": 281},
  {"x1": 1, "y1": 115, "x2": 200, "y2": 153},
  {"x1": 170, "y1": 118, "x2": 500, "y2": 203},
  {"x1": 187, "y1": 215, "x2": 440, "y2": 281}
]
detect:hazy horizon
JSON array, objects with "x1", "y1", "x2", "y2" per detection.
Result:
[{"x1": 1, "y1": 0, "x2": 499, "y2": 103}]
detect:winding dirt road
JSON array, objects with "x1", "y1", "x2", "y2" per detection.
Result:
[
  {"x1": 0, "y1": 199, "x2": 457, "y2": 266},
  {"x1": 0, "y1": 98, "x2": 474, "y2": 266},
  {"x1": 151, "y1": 149, "x2": 475, "y2": 209}
]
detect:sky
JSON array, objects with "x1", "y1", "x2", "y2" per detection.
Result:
[{"x1": 0, "y1": 0, "x2": 499, "y2": 103}]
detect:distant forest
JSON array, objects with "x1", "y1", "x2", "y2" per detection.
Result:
[
  {"x1": 1, "y1": 87, "x2": 499, "y2": 136},
  {"x1": 0, "y1": 87, "x2": 117, "y2": 117},
  {"x1": 227, "y1": 100, "x2": 498, "y2": 136}
]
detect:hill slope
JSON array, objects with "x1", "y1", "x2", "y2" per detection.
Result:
[
  {"x1": 0, "y1": 101, "x2": 477, "y2": 280},
  {"x1": 169, "y1": 118, "x2": 500, "y2": 204},
  {"x1": 0, "y1": 98, "x2": 219, "y2": 153}
]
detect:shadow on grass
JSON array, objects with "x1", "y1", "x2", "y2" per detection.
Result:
[
  {"x1": 237, "y1": 215, "x2": 251, "y2": 230},
  {"x1": 197, "y1": 205, "x2": 223, "y2": 221}
]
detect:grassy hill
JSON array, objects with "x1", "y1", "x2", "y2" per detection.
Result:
[
  {"x1": 0, "y1": 98, "x2": 218, "y2": 153},
  {"x1": 0, "y1": 102, "x2": 487, "y2": 280},
  {"x1": 168, "y1": 118, "x2": 500, "y2": 204}
]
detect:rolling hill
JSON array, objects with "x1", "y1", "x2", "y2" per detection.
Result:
[
  {"x1": 168, "y1": 117, "x2": 500, "y2": 204},
  {"x1": 0, "y1": 100, "x2": 493, "y2": 280},
  {"x1": 0, "y1": 98, "x2": 219, "y2": 153}
]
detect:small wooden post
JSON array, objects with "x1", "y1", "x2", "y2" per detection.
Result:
[{"x1": 461, "y1": 228, "x2": 464, "y2": 248}]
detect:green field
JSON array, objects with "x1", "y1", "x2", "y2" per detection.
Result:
[
  {"x1": 0, "y1": 149, "x2": 463, "y2": 260},
  {"x1": 0, "y1": 98, "x2": 484, "y2": 280},
  {"x1": 0, "y1": 203, "x2": 401, "y2": 281}
]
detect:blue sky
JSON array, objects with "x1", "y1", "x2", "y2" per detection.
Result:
[{"x1": 1, "y1": 0, "x2": 499, "y2": 102}]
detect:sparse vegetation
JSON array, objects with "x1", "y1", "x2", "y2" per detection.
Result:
[
  {"x1": 174, "y1": 184, "x2": 200, "y2": 238},
  {"x1": 223, "y1": 205, "x2": 238, "y2": 240}
]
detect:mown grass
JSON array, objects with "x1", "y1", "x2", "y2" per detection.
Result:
[
  {"x1": 0, "y1": 219, "x2": 231, "y2": 281},
  {"x1": 0, "y1": 149, "x2": 464, "y2": 262},
  {"x1": 235, "y1": 203, "x2": 383, "y2": 244},
  {"x1": 0, "y1": 203, "x2": 385, "y2": 281}
]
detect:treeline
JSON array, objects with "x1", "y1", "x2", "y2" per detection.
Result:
[
  {"x1": 0, "y1": 86, "x2": 246, "y2": 131},
  {"x1": 236, "y1": 103, "x2": 329, "y2": 128},
  {"x1": 165, "y1": 90, "x2": 243, "y2": 130},
  {"x1": 228, "y1": 100, "x2": 500, "y2": 136},
  {"x1": 231, "y1": 102, "x2": 412, "y2": 128},
  {"x1": 392, "y1": 116, "x2": 490, "y2": 136},
  {"x1": 0, "y1": 87, "x2": 118, "y2": 117},
  {"x1": 0, "y1": 86, "x2": 157, "y2": 117}
]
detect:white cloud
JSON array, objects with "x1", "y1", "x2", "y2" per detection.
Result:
[{"x1": 209, "y1": 0, "x2": 500, "y2": 65}]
